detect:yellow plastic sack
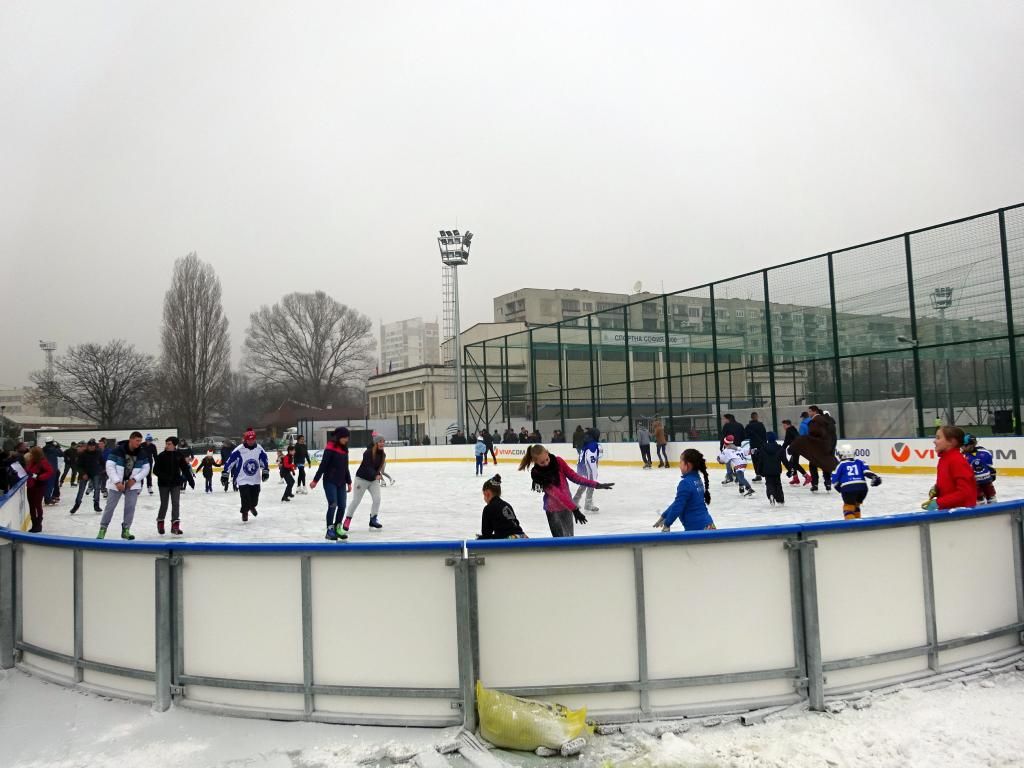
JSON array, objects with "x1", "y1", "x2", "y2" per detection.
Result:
[{"x1": 476, "y1": 680, "x2": 592, "y2": 751}]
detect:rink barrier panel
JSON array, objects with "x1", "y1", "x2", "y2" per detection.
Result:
[{"x1": 1, "y1": 501, "x2": 1024, "y2": 727}]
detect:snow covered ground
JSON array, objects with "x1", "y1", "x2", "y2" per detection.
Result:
[
  {"x1": 4, "y1": 665, "x2": 1024, "y2": 767},
  {"x1": 37, "y1": 462, "x2": 1024, "y2": 543}
]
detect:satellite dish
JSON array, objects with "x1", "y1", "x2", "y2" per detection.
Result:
[{"x1": 632, "y1": 281, "x2": 643, "y2": 294}]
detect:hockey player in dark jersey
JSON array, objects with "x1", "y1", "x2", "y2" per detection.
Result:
[
  {"x1": 830, "y1": 444, "x2": 882, "y2": 520},
  {"x1": 962, "y1": 434, "x2": 996, "y2": 504}
]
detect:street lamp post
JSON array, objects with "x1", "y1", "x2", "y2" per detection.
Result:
[
  {"x1": 438, "y1": 230, "x2": 473, "y2": 433},
  {"x1": 930, "y1": 287, "x2": 955, "y2": 425}
]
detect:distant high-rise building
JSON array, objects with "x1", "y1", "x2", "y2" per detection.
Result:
[{"x1": 379, "y1": 318, "x2": 440, "y2": 373}]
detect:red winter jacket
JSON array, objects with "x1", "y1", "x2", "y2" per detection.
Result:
[
  {"x1": 935, "y1": 450, "x2": 976, "y2": 510},
  {"x1": 26, "y1": 459, "x2": 54, "y2": 490},
  {"x1": 281, "y1": 455, "x2": 296, "y2": 472}
]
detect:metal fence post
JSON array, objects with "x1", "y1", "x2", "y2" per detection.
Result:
[
  {"x1": 154, "y1": 556, "x2": 172, "y2": 712},
  {"x1": 998, "y1": 209, "x2": 1023, "y2": 435},
  {"x1": 904, "y1": 233, "x2": 926, "y2": 437},
  {"x1": 762, "y1": 270, "x2": 779, "y2": 433},
  {"x1": 919, "y1": 524, "x2": 940, "y2": 670},
  {"x1": 301, "y1": 556, "x2": 315, "y2": 717},
  {"x1": 1011, "y1": 509, "x2": 1024, "y2": 634},
  {"x1": 662, "y1": 294, "x2": 675, "y2": 438},
  {"x1": 826, "y1": 253, "x2": 846, "y2": 437},
  {"x1": 73, "y1": 549, "x2": 83, "y2": 683},
  {"x1": 452, "y1": 553, "x2": 479, "y2": 731},
  {"x1": 624, "y1": 305, "x2": 634, "y2": 440},
  {"x1": 633, "y1": 547, "x2": 650, "y2": 716},
  {"x1": 709, "y1": 284, "x2": 723, "y2": 424},
  {"x1": 786, "y1": 538, "x2": 824, "y2": 710},
  {"x1": 0, "y1": 542, "x2": 13, "y2": 669}
]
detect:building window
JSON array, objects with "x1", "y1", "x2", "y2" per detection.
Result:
[
  {"x1": 735, "y1": 309, "x2": 745, "y2": 318},
  {"x1": 716, "y1": 309, "x2": 728, "y2": 320},
  {"x1": 415, "y1": 389, "x2": 424, "y2": 410},
  {"x1": 688, "y1": 307, "x2": 701, "y2": 317},
  {"x1": 583, "y1": 302, "x2": 593, "y2": 311},
  {"x1": 387, "y1": 394, "x2": 395, "y2": 413},
  {"x1": 370, "y1": 397, "x2": 378, "y2": 416},
  {"x1": 561, "y1": 299, "x2": 580, "y2": 313}
]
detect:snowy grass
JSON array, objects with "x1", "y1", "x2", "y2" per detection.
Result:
[{"x1": 38, "y1": 463, "x2": 1024, "y2": 543}]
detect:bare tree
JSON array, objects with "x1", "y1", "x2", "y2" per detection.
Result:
[
  {"x1": 31, "y1": 341, "x2": 154, "y2": 428},
  {"x1": 243, "y1": 292, "x2": 374, "y2": 407},
  {"x1": 160, "y1": 252, "x2": 232, "y2": 438}
]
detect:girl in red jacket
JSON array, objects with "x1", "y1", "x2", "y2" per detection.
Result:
[
  {"x1": 518, "y1": 444, "x2": 613, "y2": 537},
  {"x1": 280, "y1": 445, "x2": 297, "y2": 502},
  {"x1": 25, "y1": 446, "x2": 55, "y2": 533},
  {"x1": 923, "y1": 426, "x2": 977, "y2": 511}
]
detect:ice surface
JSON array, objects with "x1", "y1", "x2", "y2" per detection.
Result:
[{"x1": 38, "y1": 463, "x2": 1024, "y2": 543}]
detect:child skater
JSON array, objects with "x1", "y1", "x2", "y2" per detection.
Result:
[
  {"x1": 718, "y1": 436, "x2": 754, "y2": 497},
  {"x1": 922, "y1": 426, "x2": 977, "y2": 511},
  {"x1": 475, "y1": 433, "x2": 487, "y2": 476},
  {"x1": 831, "y1": 444, "x2": 882, "y2": 519},
  {"x1": 280, "y1": 445, "x2": 297, "y2": 501},
  {"x1": 962, "y1": 433, "x2": 997, "y2": 504},
  {"x1": 754, "y1": 432, "x2": 786, "y2": 505},
  {"x1": 572, "y1": 427, "x2": 602, "y2": 512},
  {"x1": 518, "y1": 444, "x2": 614, "y2": 537},
  {"x1": 652, "y1": 448, "x2": 716, "y2": 532},
  {"x1": 477, "y1": 474, "x2": 527, "y2": 539},
  {"x1": 199, "y1": 451, "x2": 217, "y2": 493},
  {"x1": 223, "y1": 429, "x2": 270, "y2": 522}
]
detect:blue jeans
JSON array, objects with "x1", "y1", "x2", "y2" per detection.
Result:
[
  {"x1": 476, "y1": 455, "x2": 484, "y2": 474},
  {"x1": 323, "y1": 482, "x2": 347, "y2": 528}
]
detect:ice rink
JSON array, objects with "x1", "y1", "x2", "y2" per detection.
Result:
[{"x1": 38, "y1": 460, "x2": 1024, "y2": 543}]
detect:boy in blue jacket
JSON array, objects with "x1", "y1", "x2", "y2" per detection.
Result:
[
  {"x1": 831, "y1": 444, "x2": 882, "y2": 520},
  {"x1": 653, "y1": 449, "x2": 716, "y2": 532}
]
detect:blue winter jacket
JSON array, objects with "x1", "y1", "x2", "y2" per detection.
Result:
[
  {"x1": 798, "y1": 417, "x2": 811, "y2": 436},
  {"x1": 661, "y1": 471, "x2": 715, "y2": 531}
]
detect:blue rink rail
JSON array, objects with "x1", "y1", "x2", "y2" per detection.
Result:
[{"x1": 1, "y1": 479, "x2": 1023, "y2": 729}]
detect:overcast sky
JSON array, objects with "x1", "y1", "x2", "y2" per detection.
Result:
[{"x1": 2, "y1": 0, "x2": 1023, "y2": 386}]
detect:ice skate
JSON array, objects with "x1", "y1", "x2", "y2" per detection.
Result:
[
  {"x1": 789, "y1": 476, "x2": 801, "y2": 486},
  {"x1": 334, "y1": 523, "x2": 349, "y2": 539},
  {"x1": 93, "y1": 502, "x2": 102, "y2": 512},
  {"x1": 585, "y1": 505, "x2": 600, "y2": 513},
  {"x1": 326, "y1": 527, "x2": 338, "y2": 541},
  {"x1": 70, "y1": 503, "x2": 80, "y2": 514},
  {"x1": 342, "y1": 517, "x2": 352, "y2": 532},
  {"x1": 157, "y1": 520, "x2": 165, "y2": 535},
  {"x1": 241, "y1": 510, "x2": 249, "y2": 522},
  {"x1": 802, "y1": 475, "x2": 812, "y2": 486},
  {"x1": 369, "y1": 516, "x2": 383, "y2": 529},
  {"x1": 121, "y1": 526, "x2": 134, "y2": 540},
  {"x1": 96, "y1": 526, "x2": 107, "y2": 540},
  {"x1": 171, "y1": 521, "x2": 183, "y2": 535},
  {"x1": 742, "y1": 487, "x2": 755, "y2": 497}
]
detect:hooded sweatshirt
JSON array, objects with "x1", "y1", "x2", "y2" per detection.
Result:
[{"x1": 576, "y1": 435, "x2": 600, "y2": 482}]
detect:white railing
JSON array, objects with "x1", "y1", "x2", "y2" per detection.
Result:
[{"x1": 1, "y1": 495, "x2": 1022, "y2": 727}]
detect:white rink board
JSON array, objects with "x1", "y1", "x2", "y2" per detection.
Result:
[
  {"x1": 82, "y1": 551, "x2": 155, "y2": 673},
  {"x1": 21, "y1": 545, "x2": 74, "y2": 656},
  {"x1": 643, "y1": 539, "x2": 795, "y2": 678},
  {"x1": 476, "y1": 548, "x2": 638, "y2": 688},
  {"x1": 182, "y1": 555, "x2": 303, "y2": 683},
  {"x1": 815, "y1": 526, "x2": 927, "y2": 662},
  {"x1": 931, "y1": 515, "x2": 1018, "y2": 643},
  {"x1": 310, "y1": 555, "x2": 459, "y2": 689}
]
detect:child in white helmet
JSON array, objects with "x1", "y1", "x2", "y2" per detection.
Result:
[
  {"x1": 830, "y1": 444, "x2": 882, "y2": 520},
  {"x1": 717, "y1": 436, "x2": 754, "y2": 497}
]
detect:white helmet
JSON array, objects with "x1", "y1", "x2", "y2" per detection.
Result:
[{"x1": 838, "y1": 444, "x2": 854, "y2": 460}]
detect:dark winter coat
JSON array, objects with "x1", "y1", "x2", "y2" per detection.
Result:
[
  {"x1": 754, "y1": 441, "x2": 785, "y2": 477},
  {"x1": 572, "y1": 427, "x2": 585, "y2": 450},
  {"x1": 63, "y1": 447, "x2": 78, "y2": 470},
  {"x1": 788, "y1": 415, "x2": 838, "y2": 472},
  {"x1": 220, "y1": 443, "x2": 234, "y2": 465},
  {"x1": 479, "y1": 497, "x2": 526, "y2": 539},
  {"x1": 154, "y1": 449, "x2": 192, "y2": 487},
  {"x1": 720, "y1": 420, "x2": 746, "y2": 447},
  {"x1": 745, "y1": 420, "x2": 768, "y2": 450},
  {"x1": 450, "y1": 433, "x2": 467, "y2": 445},
  {"x1": 781, "y1": 425, "x2": 799, "y2": 451},
  {"x1": 78, "y1": 447, "x2": 104, "y2": 477},
  {"x1": 293, "y1": 443, "x2": 310, "y2": 466},
  {"x1": 313, "y1": 441, "x2": 351, "y2": 486},
  {"x1": 200, "y1": 455, "x2": 217, "y2": 478},
  {"x1": 355, "y1": 447, "x2": 385, "y2": 482},
  {"x1": 43, "y1": 444, "x2": 62, "y2": 471},
  {"x1": 823, "y1": 413, "x2": 838, "y2": 449}
]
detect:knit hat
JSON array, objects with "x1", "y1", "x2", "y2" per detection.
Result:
[
  {"x1": 723, "y1": 435, "x2": 735, "y2": 445},
  {"x1": 86, "y1": 439, "x2": 97, "y2": 446},
  {"x1": 333, "y1": 427, "x2": 350, "y2": 439},
  {"x1": 243, "y1": 429, "x2": 257, "y2": 442},
  {"x1": 145, "y1": 433, "x2": 154, "y2": 441},
  {"x1": 373, "y1": 434, "x2": 385, "y2": 444}
]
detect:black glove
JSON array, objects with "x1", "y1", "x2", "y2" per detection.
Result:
[
  {"x1": 573, "y1": 509, "x2": 588, "y2": 525},
  {"x1": 990, "y1": 467, "x2": 997, "y2": 478},
  {"x1": 261, "y1": 469, "x2": 270, "y2": 482},
  {"x1": 595, "y1": 482, "x2": 614, "y2": 490},
  {"x1": 871, "y1": 476, "x2": 882, "y2": 487}
]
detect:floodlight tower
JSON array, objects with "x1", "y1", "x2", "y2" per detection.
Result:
[
  {"x1": 39, "y1": 340, "x2": 57, "y2": 372},
  {"x1": 438, "y1": 229, "x2": 473, "y2": 432}
]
